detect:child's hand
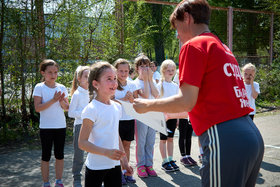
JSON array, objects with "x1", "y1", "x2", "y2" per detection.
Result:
[
  {"x1": 106, "y1": 149, "x2": 125, "y2": 160},
  {"x1": 53, "y1": 91, "x2": 62, "y2": 102},
  {"x1": 142, "y1": 67, "x2": 149, "y2": 81},
  {"x1": 125, "y1": 91, "x2": 134, "y2": 103},
  {"x1": 148, "y1": 68, "x2": 153, "y2": 81},
  {"x1": 249, "y1": 74, "x2": 254, "y2": 85},
  {"x1": 59, "y1": 92, "x2": 66, "y2": 102}
]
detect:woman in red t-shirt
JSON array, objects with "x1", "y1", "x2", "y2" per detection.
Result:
[{"x1": 133, "y1": 0, "x2": 264, "y2": 186}]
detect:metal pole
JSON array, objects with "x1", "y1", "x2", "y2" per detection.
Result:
[
  {"x1": 227, "y1": 6, "x2": 233, "y2": 51},
  {"x1": 269, "y1": 13, "x2": 274, "y2": 65}
]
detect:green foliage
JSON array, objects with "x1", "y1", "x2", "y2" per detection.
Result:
[{"x1": 255, "y1": 61, "x2": 280, "y2": 106}]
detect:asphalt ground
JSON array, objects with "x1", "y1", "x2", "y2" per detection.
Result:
[{"x1": 0, "y1": 112, "x2": 279, "y2": 187}]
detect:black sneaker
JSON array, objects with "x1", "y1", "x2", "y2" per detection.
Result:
[
  {"x1": 161, "y1": 162, "x2": 174, "y2": 172},
  {"x1": 188, "y1": 156, "x2": 197, "y2": 165},
  {"x1": 169, "y1": 160, "x2": 180, "y2": 171}
]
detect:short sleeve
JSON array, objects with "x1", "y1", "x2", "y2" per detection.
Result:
[
  {"x1": 81, "y1": 104, "x2": 96, "y2": 123},
  {"x1": 33, "y1": 84, "x2": 42, "y2": 97},
  {"x1": 61, "y1": 85, "x2": 69, "y2": 98},
  {"x1": 133, "y1": 79, "x2": 141, "y2": 90},
  {"x1": 179, "y1": 44, "x2": 207, "y2": 88},
  {"x1": 254, "y1": 82, "x2": 260, "y2": 94},
  {"x1": 128, "y1": 80, "x2": 138, "y2": 92}
]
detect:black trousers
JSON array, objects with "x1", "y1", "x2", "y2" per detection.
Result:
[{"x1": 178, "y1": 119, "x2": 193, "y2": 156}]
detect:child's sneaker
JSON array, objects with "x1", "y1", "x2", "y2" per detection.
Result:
[
  {"x1": 54, "y1": 179, "x2": 64, "y2": 187},
  {"x1": 121, "y1": 174, "x2": 127, "y2": 185},
  {"x1": 180, "y1": 157, "x2": 193, "y2": 167},
  {"x1": 169, "y1": 160, "x2": 180, "y2": 171},
  {"x1": 161, "y1": 162, "x2": 174, "y2": 172},
  {"x1": 145, "y1": 166, "x2": 157, "y2": 177},
  {"x1": 137, "y1": 165, "x2": 148, "y2": 178},
  {"x1": 54, "y1": 183, "x2": 64, "y2": 187},
  {"x1": 42, "y1": 182, "x2": 51, "y2": 187},
  {"x1": 198, "y1": 154, "x2": 203, "y2": 163},
  {"x1": 125, "y1": 175, "x2": 136, "y2": 183},
  {"x1": 188, "y1": 156, "x2": 197, "y2": 165}
]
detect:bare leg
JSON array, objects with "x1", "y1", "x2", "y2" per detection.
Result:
[
  {"x1": 55, "y1": 159, "x2": 64, "y2": 180},
  {"x1": 122, "y1": 140, "x2": 131, "y2": 162},
  {"x1": 41, "y1": 160, "x2": 49, "y2": 183},
  {"x1": 167, "y1": 138, "x2": 174, "y2": 157},
  {"x1": 159, "y1": 140, "x2": 167, "y2": 160}
]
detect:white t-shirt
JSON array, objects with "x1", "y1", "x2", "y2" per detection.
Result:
[
  {"x1": 153, "y1": 71, "x2": 161, "y2": 82},
  {"x1": 81, "y1": 99, "x2": 122, "y2": 170},
  {"x1": 115, "y1": 80, "x2": 138, "y2": 120},
  {"x1": 134, "y1": 78, "x2": 157, "y2": 99},
  {"x1": 173, "y1": 72, "x2": 179, "y2": 85},
  {"x1": 157, "y1": 81, "x2": 179, "y2": 98},
  {"x1": 33, "y1": 82, "x2": 68, "y2": 129},
  {"x1": 68, "y1": 86, "x2": 89, "y2": 125},
  {"x1": 245, "y1": 82, "x2": 260, "y2": 115}
]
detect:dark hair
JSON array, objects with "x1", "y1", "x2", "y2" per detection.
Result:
[
  {"x1": 170, "y1": 0, "x2": 211, "y2": 29},
  {"x1": 39, "y1": 59, "x2": 59, "y2": 82},
  {"x1": 114, "y1": 58, "x2": 130, "y2": 91},
  {"x1": 129, "y1": 67, "x2": 135, "y2": 75},
  {"x1": 134, "y1": 54, "x2": 151, "y2": 71},
  {"x1": 151, "y1": 61, "x2": 158, "y2": 66},
  {"x1": 88, "y1": 61, "x2": 115, "y2": 101}
]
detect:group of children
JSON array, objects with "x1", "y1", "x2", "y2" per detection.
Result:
[{"x1": 33, "y1": 56, "x2": 259, "y2": 187}]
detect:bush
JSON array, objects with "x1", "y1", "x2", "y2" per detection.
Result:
[{"x1": 255, "y1": 61, "x2": 280, "y2": 108}]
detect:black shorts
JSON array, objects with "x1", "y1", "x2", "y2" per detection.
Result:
[
  {"x1": 119, "y1": 120, "x2": 135, "y2": 141},
  {"x1": 85, "y1": 165, "x2": 122, "y2": 187},
  {"x1": 160, "y1": 119, "x2": 177, "y2": 140},
  {"x1": 40, "y1": 128, "x2": 66, "y2": 161}
]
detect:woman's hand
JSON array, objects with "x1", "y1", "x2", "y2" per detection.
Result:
[{"x1": 133, "y1": 98, "x2": 151, "y2": 114}]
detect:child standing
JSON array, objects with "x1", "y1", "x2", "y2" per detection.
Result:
[
  {"x1": 78, "y1": 61, "x2": 133, "y2": 187},
  {"x1": 173, "y1": 68, "x2": 197, "y2": 166},
  {"x1": 127, "y1": 67, "x2": 136, "y2": 81},
  {"x1": 68, "y1": 66, "x2": 90, "y2": 187},
  {"x1": 114, "y1": 59, "x2": 138, "y2": 184},
  {"x1": 134, "y1": 55, "x2": 159, "y2": 178},
  {"x1": 150, "y1": 61, "x2": 161, "y2": 84},
  {"x1": 158, "y1": 60, "x2": 180, "y2": 172},
  {"x1": 33, "y1": 59, "x2": 69, "y2": 187},
  {"x1": 242, "y1": 63, "x2": 260, "y2": 120}
]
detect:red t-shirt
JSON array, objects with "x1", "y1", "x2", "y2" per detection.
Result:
[{"x1": 179, "y1": 33, "x2": 253, "y2": 136}]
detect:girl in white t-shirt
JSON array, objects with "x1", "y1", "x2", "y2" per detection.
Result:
[
  {"x1": 133, "y1": 55, "x2": 159, "y2": 178},
  {"x1": 68, "y1": 66, "x2": 90, "y2": 187},
  {"x1": 157, "y1": 60, "x2": 180, "y2": 172},
  {"x1": 78, "y1": 61, "x2": 133, "y2": 187},
  {"x1": 242, "y1": 63, "x2": 260, "y2": 121},
  {"x1": 33, "y1": 59, "x2": 69, "y2": 187},
  {"x1": 113, "y1": 59, "x2": 138, "y2": 184}
]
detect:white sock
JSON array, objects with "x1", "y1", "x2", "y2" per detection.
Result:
[{"x1": 199, "y1": 147, "x2": 204, "y2": 155}]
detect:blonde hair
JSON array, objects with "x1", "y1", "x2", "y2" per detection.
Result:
[
  {"x1": 242, "y1": 63, "x2": 256, "y2": 73},
  {"x1": 88, "y1": 61, "x2": 116, "y2": 101},
  {"x1": 114, "y1": 58, "x2": 130, "y2": 91},
  {"x1": 159, "y1": 59, "x2": 176, "y2": 97},
  {"x1": 70, "y1": 66, "x2": 90, "y2": 96}
]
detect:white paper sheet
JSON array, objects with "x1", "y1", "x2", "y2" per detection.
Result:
[{"x1": 118, "y1": 100, "x2": 167, "y2": 135}]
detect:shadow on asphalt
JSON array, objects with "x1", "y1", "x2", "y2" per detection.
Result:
[
  {"x1": 133, "y1": 169, "x2": 201, "y2": 187},
  {"x1": 261, "y1": 161, "x2": 280, "y2": 173}
]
